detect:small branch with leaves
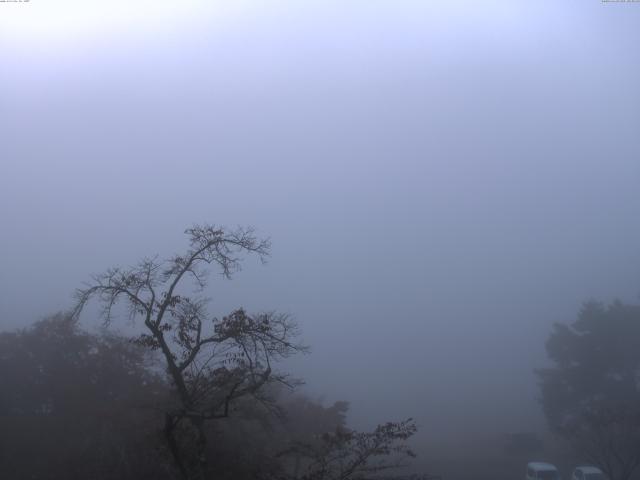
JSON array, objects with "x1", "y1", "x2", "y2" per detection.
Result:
[{"x1": 277, "y1": 419, "x2": 418, "y2": 480}]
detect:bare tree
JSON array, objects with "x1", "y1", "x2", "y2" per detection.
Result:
[{"x1": 73, "y1": 224, "x2": 307, "y2": 480}]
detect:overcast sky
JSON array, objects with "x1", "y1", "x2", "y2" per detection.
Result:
[{"x1": 2, "y1": 0, "x2": 640, "y2": 457}]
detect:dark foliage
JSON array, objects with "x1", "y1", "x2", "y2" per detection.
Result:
[
  {"x1": 66, "y1": 224, "x2": 423, "y2": 480},
  {"x1": 73, "y1": 224, "x2": 307, "y2": 479},
  {"x1": 537, "y1": 300, "x2": 640, "y2": 480},
  {"x1": 0, "y1": 315, "x2": 423, "y2": 479},
  {"x1": 0, "y1": 313, "x2": 172, "y2": 479}
]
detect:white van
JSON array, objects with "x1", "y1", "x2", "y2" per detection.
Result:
[
  {"x1": 571, "y1": 466, "x2": 606, "y2": 480},
  {"x1": 527, "y1": 462, "x2": 560, "y2": 480}
]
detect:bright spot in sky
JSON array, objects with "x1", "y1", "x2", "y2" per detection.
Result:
[
  {"x1": 0, "y1": 0, "x2": 530, "y2": 45},
  {"x1": 0, "y1": 0, "x2": 225, "y2": 43}
]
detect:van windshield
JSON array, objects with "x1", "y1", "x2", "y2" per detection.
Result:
[{"x1": 537, "y1": 471, "x2": 559, "y2": 480}]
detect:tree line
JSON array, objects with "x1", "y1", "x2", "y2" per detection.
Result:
[
  {"x1": 2, "y1": 223, "x2": 640, "y2": 480},
  {"x1": 1, "y1": 225, "x2": 427, "y2": 480}
]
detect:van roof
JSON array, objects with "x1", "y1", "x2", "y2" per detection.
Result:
[
  {"x1": 528, "y1": 462, "x2": 558, "y2": 471},
  {"x1": 575, "y1": 466, "x2": 603, "y2": 474}
]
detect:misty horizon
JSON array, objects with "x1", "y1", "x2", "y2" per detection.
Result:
[{"x1": 2, "y1": 1, "x2": 640, "y2": 476}]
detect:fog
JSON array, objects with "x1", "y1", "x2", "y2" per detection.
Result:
[{"x1": 2, "y1": 0, "x2": 640, "y2": 471}]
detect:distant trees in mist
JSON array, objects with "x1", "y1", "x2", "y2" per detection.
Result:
[
  {"x1": 0, "y1": 313, "x2": 169, "y2": 478},
  {"x1": 537, "y1": 300, "x2": 640, "y2": 480},
  {"x1": 0, "y1": 225, "x2": 424, "y2": 479}
]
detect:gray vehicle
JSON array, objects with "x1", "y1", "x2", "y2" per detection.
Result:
[
  {"x1": 571, "y1": 466, "x2": 606, "y2": 480},
  {"x1": 527, "y1": 462, "x2": 560, "y2": 480}
]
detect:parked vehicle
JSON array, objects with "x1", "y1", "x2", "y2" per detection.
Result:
[
  {"x1": 527, "y1": 462, "x2": 560, "y2": 480},
  {"x1": 571, "y1": 466, "x2": 606, "y2": 480}
]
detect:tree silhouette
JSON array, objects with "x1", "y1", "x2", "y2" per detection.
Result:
[
  {"x1": 73, "y1": 224, "x2": 307, "y2": 479},
  {"x1": 537, "y1": 300, "x2": 640, "y2": 480}
]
